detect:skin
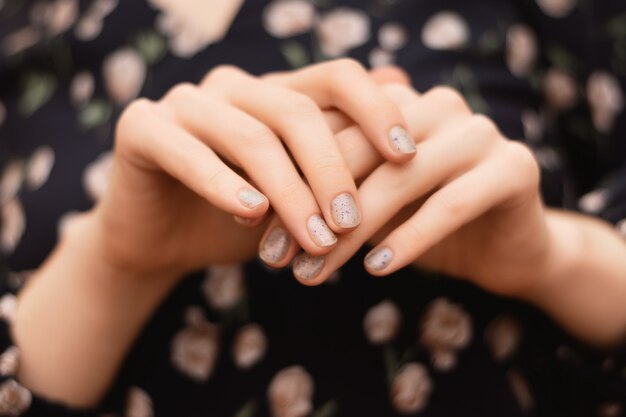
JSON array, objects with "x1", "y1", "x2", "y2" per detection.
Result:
[{"x1": 11, "y1": 63, "x2": 626, "y2": 409}]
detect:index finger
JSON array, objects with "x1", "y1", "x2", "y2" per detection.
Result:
[{"x1": 264, "y1": 59, "x2": 417, "y2": 162}]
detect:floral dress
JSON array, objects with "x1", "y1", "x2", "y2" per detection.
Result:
[{"x1": 1, "y1": 0, "x2": 626, "y2": 416}]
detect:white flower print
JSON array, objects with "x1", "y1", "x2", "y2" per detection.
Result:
[
  {"x1": 171, "y1": 306, "x2": 220, "y2": 381},
  {"x1": 544, "y1": 68, "x2": 578, "y2": 110},
  {"x1": 202, "y1": 264, "x2": 244, "y2": 311},
  {"x1": 378, "y1": 22, "x2": 408, "y2": 51},
  {"x1": 2, "y1": 27, "x2": 41, "y2": 56},
  {"x1": 0, "y1": 347, "x2": 20, "y2": 377},
  {"x1": 316, "y1": 8, "x2": 371, "y2": 57},
  {"x1": 263, "y1": 0, "x2": 316, "y2": 38},
  {"x1": 587, "y1": 71, "x2": 625, "y2": 133},
  {"x1": 154, "y1": 11, "x2": 212, "y2": 58},
  {"x1": 74, "y1": 0, "x2": 118, "y2": 41},
  {"x1": 1, "y1": 199, "x2": 25, "y2": 254},
  {"x1": 83, "y1": 151, "x2": 114, "y2": 201},
  {"x1": 232, "y1": 323, "x2": 267, "y2": 369},
  {"x1": 103, "y1": 48, "x2": 146, "y2": 105},
  {"x1": 507, "y1": 370, "x2": 534, "y2": 412},
  {"x1": 390, "y1": 363, "x2": 433, "y2": 414},
  {"x1": 70, "y1": 71, "x2": 95, "y2": 106},
  {"x1": 421, "y1": 11, "x2": 469, "y2": 51},
  {"x1": 578, "y1": 188, "x2": 608, "y2": 214},
  {"x1": 420, "y1": 298, "x2": 472, "y2": 371},
  {"x1": 0, "y1": 160, "x2": 24, "y2": 205},
  {"x1": 533, "y1": 146, "x2": 562, "y2": 171},
  {"x1": 506, "y1": 24, "x2": 538, "y2": 78},
  {"x1": 484, "y1": 315, "x2": 522, "y2": 362},
  {"x1": 268, "y1": 365, "x2": 314, "y2": 417},
  {"x1": 0, "y1": 294, "x2": 18, "y2": 324},
  {"x1": 75, "y1": 15, "x2": 103, "y2": 41},
  {"x1": 46, "y1": 0, "x2": 79, "y2": 36},
  {"x1": 125, "y1": 386, "x2": 153, "y2": 417},
  {"x1": 536, "y1": 0, "x2": 576, "y2": 18},
  {"x1": 521, "y1": 109, "x2": 544, "y2": 143},
  {"x1": 369, "y1": 47, "x2": 395, "y2": 68},
  {"x1": 0, "y1": 380, "x2": 31, "y2": 416},
  {"x1": 363, "y1": 300, "x2": 402, "y2": 345},
  {"x1": 26, "y1": 146, "x2": 55, "y2": 190}
]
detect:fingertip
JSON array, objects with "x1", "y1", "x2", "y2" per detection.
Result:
[
  {"x1": 363, "y1": 246, "x2": 394, "y2": 276},
  {"x1": 292, "y1": 252, "x2": 326, "y2": 285},
  {"x1": 387, "y1": 125, "x2": 417, "y2": 160}
]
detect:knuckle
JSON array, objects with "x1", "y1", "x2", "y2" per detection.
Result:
[
  {"x1": 502, "y1": 142, "x2": 541, "y2": 191},
  {"x1": 312, "y1": 154, "x2": 346, "y2": 173},
  {"x1": 238, "y1": 121, "x2": 277, "y2": 145},
  {"x1": 116, "y1": 98, "x2": 154, "y2": 142},
  {"x1": 277, "y1": 178, "x2": 306, "y2": 201},
  {"x1": 284, "y1": 93, "x2": 320, "y2": 118},
  {"x1": 428, "y1": 86, "x2": 468, "y2": 113},
  {"x1": 436, "y1": 188, "x2": 467, "y2": 216},
  {"x1": 333, "y1": 57, "x2": 366, "y2": 75},
  {"x1": 203, "y1": 64, "x2": 243, "y2": 85},
  {"x1": 382, "y1": 83, "x2": 418, "y2": 103},
  {"x1": 467, "y1": 114, "x2": 500, "y2": 142},
  {"x1": 204, "y1": 168, "x2": 232, "y2": 196},
  {"x1": 329, "y1": 58, "x2": 367, "y2": 84},
  {"x1": 400, "y1": 220, "x2": 426, "y2": 246},
  {"x1": 163, "y1": 83, "x2": 197, "y2": 103}
]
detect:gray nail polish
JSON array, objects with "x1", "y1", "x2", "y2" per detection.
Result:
[
  {"x1": 293, "y1": 253, "x2": 325, "y2": 281},
  {"x1": 238, "y1": 188, "x2": 265, "y2": 209},
  {"x1": 259, "y1": 227, "x2": 291, "y2": 264},
  {"x1": 307, "y1": 214, "x2": 337, "y2": 247},
  {"x1": 331, "y1": 193, "x2": 361, "y2": 229},
  {"x1": 389, "y1": 126, "x2": 416, "y2": 154},
  {"x1": 365, "y1": 247, "x2": 393, "y2": 271}
]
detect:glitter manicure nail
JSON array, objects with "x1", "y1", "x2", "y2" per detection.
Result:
[
  {"x1": 389, "y1": 126, "x2": 416, "y2": 154},
  {"x1": 237, "y1": 188, "x2": 265, "y2": 209},
  {"x1": 365, "y1": 247, "x2": 393, "y2": 271},
  {"x1": 307, "y1": 214, "x2": 337, "y2": 247},
  {"x1": 293, "y1": 253, "x2": 325, "y2": 281},
  {"x1": 331, "y1": 193, "x2": 361, "y2": 229},
  {"x1": 259, "y1": 227, "x2": 291, "y2": 264}
]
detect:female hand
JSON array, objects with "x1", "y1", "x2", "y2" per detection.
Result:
[
  {"x1": 91, "y1": 59, "x2": 416, "y2": 280},
  {"x1": 259, "y1": 84, "x2": 549, "y2": 297}
]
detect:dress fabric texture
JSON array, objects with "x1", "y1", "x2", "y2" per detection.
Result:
[{"x1": 0, "y1": 0, "x2": 626, "y2": 416}]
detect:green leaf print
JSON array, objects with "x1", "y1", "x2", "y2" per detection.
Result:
[
  {"x1": 233, "y1": 399, "x2": 257, "y2": 417},
  {"x1": 280, "y1": 41, "x2": 311, "y2": 69},
  {"x1": 78, "y1": 98, "x2": 113, "y2": 130},
  {"x1": 134, "y1": 30, "x2": 168, "y2": 66},
  {"x1": 311, "y1": 399, "x2": 339, "y2": 417},
  {"x1": 18, "y1": 72, "x2": 57, "y2": 117}
]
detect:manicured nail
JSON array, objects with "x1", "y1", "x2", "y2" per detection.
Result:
[
  {"x1": 389, "y1": 126, "x2": 416, "y2": 154},
  {"x1": 331, "y1": 193, "x2": 361, "y2": 229},
  {"x1": 259, "y1": 227, "x2": 291, "y2": 264},
  {"x1": 234, "y1": 215, "x2": 255, "y2": 225},
  {"x1": 307, "y1": 214, "x2": 337, "y2": 247},
  {"x1": 293, "y1": 253, "x2": 325, "y2": 281},
  {"x1": 237, "y1": 188, "x2": 265, "y2": 208},
  {"x1": 365, "y1": 247, "x2": 393, "y2": 271}
]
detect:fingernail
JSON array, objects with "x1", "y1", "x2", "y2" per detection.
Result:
[
  {"x1": 234, "y1": 215, "x2": 255, "y2": 225},
  {"x1": 331, "y1": 193, "x2": 361, "y2": 229},
  {"x1": 259, "y1": 227, "x2": 291, "y2": 264},
  {"x1": 389, "y1": 126, "x2": 416, "y2": 154},
  {"x1": 293, "y1": 253, "x2": 325, "y2": 281},
  {"x1": 307, "y1": 214, "x2": 337, "y2": 247},
  {"x1": 365, "y1": 247, "x2": 393, "y2": 271},
  {"x1": 237, "y1": 188, "x2": 265, "y2": 209}
]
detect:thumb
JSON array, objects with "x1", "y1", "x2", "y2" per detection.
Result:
[{"x1": 369, "y1": 65, "x2": 412, "y2": 86}]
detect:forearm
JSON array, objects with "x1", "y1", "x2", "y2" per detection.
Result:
[
  {"x1": 520, "y1": 208, "x2": 626, "y2": 347},
  {"x1": 12, "y1": 212, "x2": 178, "y2": 408}
]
